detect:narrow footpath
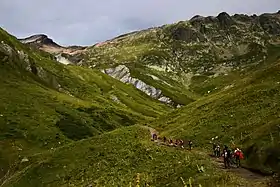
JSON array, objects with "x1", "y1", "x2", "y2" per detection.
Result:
[
  {"x1": 211, "y1": 155, "x2": 266, "y2": 181},
  {"x1": 148, "y1": 128, "x2": 273, "y2": 186}
]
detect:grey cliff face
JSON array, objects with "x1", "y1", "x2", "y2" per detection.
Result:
[{"x1": 102, "y1": 65, "x2": 173, "y2": 104}]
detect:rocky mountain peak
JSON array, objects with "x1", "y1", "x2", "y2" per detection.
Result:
[
  {"x1": 189, "y1": 15, "x2": 206, "y2": 28},
  {"x1": 19, "y1": 34, "x2": 61, "y2": 48},
  {"x1": 18, "y1": 34, "x2": 87, "y2": 65},
  {"x1": 190, "y1": 15, "x2": 204, "y2": 22},
  {"x1": 217, "y1": 12, "x2": 231, "y2": 19},
  {"x1": 217, "y1": 12, "x2": 234, "y2": 28}
]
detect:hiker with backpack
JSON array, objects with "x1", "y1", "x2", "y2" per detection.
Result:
[
  {"x1": 188, "y1": 140, "x2": 193, "y2": 150},
  {"x1": 180, "y1": 139, "x2": 184, "y2": 148},
  {"x1": 213, "y1": 143, "x2": 217, "y2": 156},
  {"x1": 234, "y1": 148, "x2": 244, "y2": 167},
  {"x1": 174, "y1": 140, "x2": 178, "y2": 147},
  {"x1": 151, "y1": 133, "x2": 154, "y2": 141},
  {"x1": 152, "y1": 133, "x2": 155, "y2": 141},
  {"x1": 230, "y1": 148, "x2": 236, "y2": 166},
  {"x1": 163, "y1": 136, "x2": 167, "y2": 143},
  {"x1": 169, "y1": 139, "x2": 173, "y2": 146},
  {"x1": 222, "y1": 145, "x2": 231, "y2": 169},
  {"x1": 215, "y1": 145, "x2": 221, "y2": 157}
]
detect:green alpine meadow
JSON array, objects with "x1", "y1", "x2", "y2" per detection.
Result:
[{"x1": 1, "y1": 10, "x2": 280, "y2": 187}]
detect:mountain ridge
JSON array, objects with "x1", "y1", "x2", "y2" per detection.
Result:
[
  {"x1": 16, "y1": 10, "x2": 280, "y2": 106},
  {"x1": 1, "y1": 9, "x2": 280, "y2": 186},
  {"x1": 18, "y1": 34, "x2": 87, "y2": 64},
  {"x1": 18, "y1": 11, "x2": 280, "y2": 54}
]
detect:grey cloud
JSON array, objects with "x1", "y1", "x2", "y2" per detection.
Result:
[{"x1": 0, "y1": 0, "x2": 279, "y2": 45}]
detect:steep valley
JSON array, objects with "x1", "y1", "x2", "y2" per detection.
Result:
[{"x1": 0, "y1": 10, "x2": 280, "y2": 187}]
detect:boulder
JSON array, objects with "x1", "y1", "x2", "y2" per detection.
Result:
[
  {"x1": 217, "y1": 12, "x2": 234, "y2": 28},
  {"x1": 233, "y1": 14, "x2": 252, "y2": 22},
  {"x1": 171, "y1": 26, "x2": 206, "y2": 42},
  {"x1": 259, "y1": 14, "x2": 280, "y2": 35}
]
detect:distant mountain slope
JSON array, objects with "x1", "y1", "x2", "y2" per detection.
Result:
[
  {"x1": 0, "y1": 27, "x2": 170, "y2": 180},
  {"x1": 80, "y1": 11, "x2": 280, "y2": 106}
]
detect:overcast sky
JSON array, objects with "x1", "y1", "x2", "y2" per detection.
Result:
[{"x1": 0, "y1": 0, "x2": 279, "y2": 46}]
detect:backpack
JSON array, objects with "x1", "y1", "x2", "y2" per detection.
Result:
[
  {"x1": 223, "y1": 150, "x2": 228, "y2": 158},
  {"x1": 239, "y1": 152, "x2": 244, "y2": 159},
  {"x1": 235, "y1": 151, "x2": 240, "y2": 156},
  {"x1": 227, "y1": 149, "x2": 232, "y2": 157}
]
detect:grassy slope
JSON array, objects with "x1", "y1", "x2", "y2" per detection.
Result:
[
  {"x1": 153, "y1": 47, "x2": 280, "y2": 174},
  {"x1": 1, "y1": 125, "x2": 256, "y2": 187},
  {"x1": 0, "y1": 28, "x2": 171, "y2": 180}
]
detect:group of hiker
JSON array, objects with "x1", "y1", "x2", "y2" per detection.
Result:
[
  {"x1": 213, "y1": 143, "x2": 244, "y2": 168},
  {"x1": 152, "y1": 132, "x2": 245, "y2": 169},
  {"x1": 151, "y1": 133, "x2": 193, "y2": 150}
]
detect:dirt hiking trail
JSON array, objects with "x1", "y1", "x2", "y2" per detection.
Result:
[
  {"x1": 148, "y1": 127, "x2": 274, "y2": 186},
  {"x1": 211, "y1": 155, "x2": 265, "y2": 180}
]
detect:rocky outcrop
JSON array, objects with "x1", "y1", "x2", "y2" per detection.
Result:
[
  {"x1": 232, "y1": 14, "x2": 253, "y2": 22},
  {"x1": 60, "y1": 53, "x2": 84, "y2": 64},
  {"x1": 0, "y1": 41, "x2": 13, "y2": 57},
  {"x1": 19, "y1": 34, "x2": 61, "y2": 48},
  {"x1": 259, "y1": 14, "x2": 280, "y2": 35},
  {"x1": 55, "y1": 54, "x2": 73, "y2": 65},
  {"x1": 102, "y1": 65, "x2": 173, "y2": 104},
  {"x1": 191, "y1": 12, "x2": 235, "y2": 29},
  {"x1": 19, "y1": 35, "x2": 86, "y2": 65},
  {"x1": 0, "y1": 41, "x2": 61, "y2": 89},
  {"x1": 217, "y1": 12, "x2": 234, "y2": 28},
  {"x1": 187, "y1": 11, "x2": 280, "y2": 44},
  {"x1": 170, "y1": 24, "x2": 207, "y2": 42}
]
